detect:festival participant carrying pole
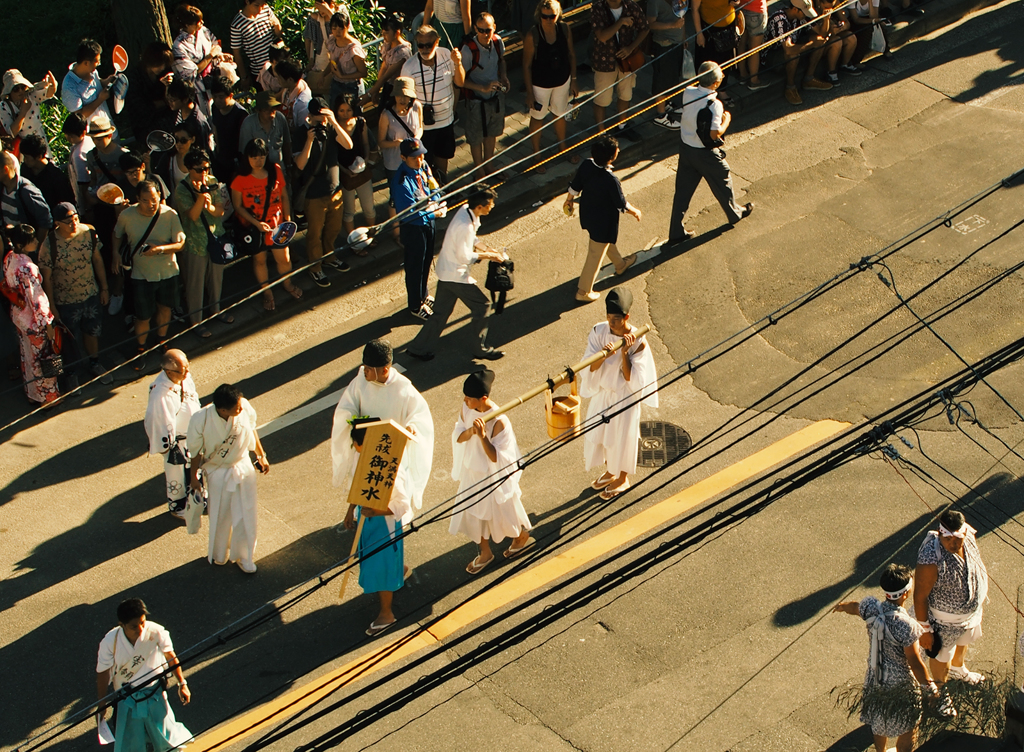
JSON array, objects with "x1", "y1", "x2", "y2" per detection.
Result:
[
  {"x1": 338, "y1": 419, "x2": 416, "y2": 599},
  {"x1": 480, "y1": 324, "x2": 652, "y2": 425}
]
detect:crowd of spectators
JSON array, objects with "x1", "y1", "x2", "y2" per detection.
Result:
[{"x1": 0, "y1": 0, "x2": 925, "y2": 407}]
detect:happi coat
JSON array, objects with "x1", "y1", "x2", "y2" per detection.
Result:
[{"x1": 580, "y1": 322, "x2": 659, "y2": 476}]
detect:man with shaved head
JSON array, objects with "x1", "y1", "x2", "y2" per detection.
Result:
[{"x1": 145, "y1": 349, "x2": 201, "y2": 518}]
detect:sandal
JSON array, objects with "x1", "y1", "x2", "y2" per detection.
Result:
[
  {"x1": 196, "y1": 326, "x2": 212, "y2": 339},
  {"x1": 218, "y1": 313, "x2": 235, "y2": 324},
  {"x1": 503, "y1": 537, "x2": 535, "y2": 559},
  {"x1": 466, "y1": 555, "x2": 494, "y2": 575},
  {"x1": 599, "y1": 484, "x2": 630, "y2": 501},
  {"x1": 285, "y1": 284, "x2": 303, "y2": 300},
  {"x1": 591, "y1": 474, "x2": 615, "y2": 490},
  {"x1": 366, "y1": 619, "x2": 395, "y2": 637}
]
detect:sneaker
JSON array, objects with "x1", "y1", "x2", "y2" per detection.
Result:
[
  {"x1": 107, "y1": 294, "x2": 123, "y2": 315},
  {"x1": 803, "y1": 78, "x2": 833, "y2": 91},
  {"x1": 309, "y1": 270, "x2": 330, "y2": 288},
  {"x1": 411, "y1": 304, "x2": 431, "y2": 320},
  {"x1": 747, "y1": 79, "x2": 771, "y2": 91},
  {"x1": 826, "y1": 71, "x2": 840, "y2": 85},
  {"x1": 90, "y1": 360, "x2": 114, "y2": 385},
  {"x1": 131, "y1": 348, "x2": 148, "y2": 372},
  {"x1": 322, "y1": 256, "x2": 348, "y2": 271},
  {"x1": 653, "y1": 114, "x2": 677, "y2": 129},
  {"x1": 839, "y1": 64, "x2": 862, "y2": 75},
  {"x1": 785, "y1": 87, "x2": 803, "y2": 105},
  {"x1": 947, "y1": 665, "x2": 986, "y2": 685},
  {"x1": 423, "y1": 295, "x2": 435, "y2": 313}
]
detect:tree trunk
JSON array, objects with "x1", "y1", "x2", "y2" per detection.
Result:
[{"x1": 111, "y1": 0, "x2": 173, "y2": 67}]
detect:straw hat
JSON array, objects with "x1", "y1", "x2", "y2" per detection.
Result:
[{"x1": 87, "y1": 112, "x2": 116, "y2": 137}]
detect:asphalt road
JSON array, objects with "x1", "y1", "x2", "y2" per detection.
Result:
[{"x1": 4, "y1": 2, "x2": 1024, "y2": 751}]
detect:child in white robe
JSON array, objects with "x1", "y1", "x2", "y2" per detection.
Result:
[
  {"x1": 580, "y1": 287, "x2": 659, "y2": 500},
  {"x1": 450, "y1": 369, "x2": 533, "y2": 575},
  {"x1": 187, "y1": 384, "x2": 269, "y2": 573}
]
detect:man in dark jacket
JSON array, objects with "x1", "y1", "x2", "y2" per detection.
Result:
[{"x1": 563, "y1": 136, "x2": 640, "y2": 303}]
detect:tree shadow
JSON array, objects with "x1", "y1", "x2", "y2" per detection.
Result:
[{"x1": 773, "y1": 472, "x2": 1023, "y2": 627}]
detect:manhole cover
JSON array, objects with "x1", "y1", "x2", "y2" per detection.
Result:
[{"x1": 637, "y1": 421, "x2": 691, "y2": 468}]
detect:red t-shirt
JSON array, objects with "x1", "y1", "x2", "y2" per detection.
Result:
[{"x1": 231, "y1": 164, "x2": 285, "y2": 244}]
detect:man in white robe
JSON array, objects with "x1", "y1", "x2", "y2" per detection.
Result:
[
  {"x1": 580, "y1": 287, "x2": 659, "y2": 499},
  {"x1": 451, "y1": 369, "x2": 532, "y2": 575},
  {"x1": 144, "y1": 349, "x2": 201, "y2": 518},
  {"x1": 331, "y1": 340, "x2": 434, "y2": 633},
  {"x1": 95, "y1": 598, "x2": 192, "y2": 751},
  {"x1": 187, "y1": 383, "x2": 269, "y2": 573}
]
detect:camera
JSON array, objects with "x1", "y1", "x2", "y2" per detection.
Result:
[
  {"x1": 422, "y1": 103, "x2": 435, "y2": 126},
  {"x1": 313, "y1": 124, "x2": 329, "y2": 140}
]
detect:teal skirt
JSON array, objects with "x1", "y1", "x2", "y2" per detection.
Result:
[{"x1": 357, "y1": 510, "x2": 405, "y2": 593}]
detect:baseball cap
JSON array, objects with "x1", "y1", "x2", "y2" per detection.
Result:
[
  {"x1": 791, "y1": 0, "x2": 818, "y2": 17},
  {"x1": 53, "y1": 202, "x2": 78, "y2": 222},
  {"x1": 400, "y1": 139, "x2": 427, "y2": 157}
]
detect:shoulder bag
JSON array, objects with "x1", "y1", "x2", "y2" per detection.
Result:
[
  {"x1": 120, "y1": 209, "x2": 161, "y2": 271},
  {"x1": 237, "y1": 168, "x2": 276, "y2": 256},
  {"x1": 292, "y1": 137, "x2": 330, "y2": 215}
]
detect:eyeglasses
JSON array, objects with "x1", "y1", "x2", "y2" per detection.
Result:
[
  {"x1": 540, "y1": 12, "x2": 557, "y2": 19},
  {"x1": 476, "y1": 26, "x2": 494, "y2": 33},
  {"x1": 416, "y1": 42, "x2": 434, "y2": 49},
  {"x1": 174, "y1": 136, "x2": 192, "y2": 144}
]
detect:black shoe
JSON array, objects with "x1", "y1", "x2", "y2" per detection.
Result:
[
  {"x1": 668, "y1": 229, "x2": 696, "y2": 245},
  {"x1": 735, "y1": 203, "x2": 754, "y2": 223},
  {"x1": 407, "y1": 350, "x2": 435, "y2": 361},
  {"x1": 475, "y1": 348, "x2": 505, "y2": 361},
  {"x1": 309, "y1": 270, "x2": 331, "y2": 288}
]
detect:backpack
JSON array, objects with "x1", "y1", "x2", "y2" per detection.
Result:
[
  {"x1": 460, "y1": 35, "x2": 505, "y2": 101},
  {"x1": 696, "y1": 99, "x2": 724, "y2": 149}
]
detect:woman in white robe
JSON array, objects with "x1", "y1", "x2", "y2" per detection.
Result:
[
  {"x1": 187, "y1": 384, "x2": 269, "y2": 573},
  {"x1": 580, "y1": 287, "x2": 659, "y2": 500},
  {"x1": 450, "y1": 369, "x2": 532, "y2": 575}
]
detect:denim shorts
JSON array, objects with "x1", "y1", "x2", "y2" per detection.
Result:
[{"x1": 742, "y1": 10, "x2": 767, "y2": 37}]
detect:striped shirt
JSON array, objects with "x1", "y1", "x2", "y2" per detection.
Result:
[
  {"x1": 230, "y1": 6, "x2": 280, "y2": 77},
  {"x1": 400, "y1": 49, "x2": 458, "y2": 130}
]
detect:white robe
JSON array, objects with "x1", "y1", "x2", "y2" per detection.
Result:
[
  {"x1": 580, "y1": 323, "x2": 659, "y2": 477},
  {"x1": 331, "y1": 368, "x2": 434, "y2": 514},
  {"x1": 187, "y1": 399, "x2": 259, "y2": 565},
  {"x1": 449, "y1": 406, "x2": 531, "y2": 543},
  {"x1": 145, "y1": 371, "x2": 201, "y2": 508}
]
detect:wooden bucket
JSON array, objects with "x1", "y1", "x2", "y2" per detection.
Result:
[{"x1": 545, "y1": 377, "x2": 581, "y2": 441}]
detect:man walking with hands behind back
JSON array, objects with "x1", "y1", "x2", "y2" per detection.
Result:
[
  {"x1": 669, "y1": 62, "x2": 752, "y2": 243},
  {"x1": 406, "y1": 185, "x2": 505, "y2": 362}
]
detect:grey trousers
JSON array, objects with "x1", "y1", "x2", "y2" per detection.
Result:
[
  {"x1": 409, "y1": 280, "x2": 493, "y2": 356},
  {"x1": 183, "y1": 252, "x2": 225, "y2": 325},
  {"x1": 669, "y1": 144, "x2": 743, "y2": 240}
]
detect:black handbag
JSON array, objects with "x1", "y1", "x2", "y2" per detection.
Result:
[
  {"x1": 484, "y1": 259, "x2": 514, "y2": 314},
  {"x1": 40, "y1": 322, "x2": 71, "y2": 378}
]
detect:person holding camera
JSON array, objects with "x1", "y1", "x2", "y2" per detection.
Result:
[
  {"x1": 668, "y1": 62, "x2": 752, "y2": 244},
  {"x1": 400, "y1": 26, "x2": 465, "y2": 185},
  {"x1": 112, "y1": 180, "x2": 186, "y2": 369},
  {"x1": 294, "y1": 97, "x2": 354, "y2": 286},
  {"x1": 460, "y1": 13, "x2": 508, "y2": 177},
  {"x1": 175, "y1": 149, "x2": 229, "y2": 338}
]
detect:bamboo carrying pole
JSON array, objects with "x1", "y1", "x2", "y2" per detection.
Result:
[
  {"x1": 482, "y1": 324, "x2": 651, "y2": 423},
  {"x1": 338, "y1": 515, "x2": 366, "y2": 599}
]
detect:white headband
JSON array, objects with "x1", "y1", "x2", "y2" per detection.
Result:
[
  {"x1": 884, "y1": 581, "x2": 912, "y2": 600},
  {"x1": 938, "y1": 521, "x2": 968, "y2": 539}
]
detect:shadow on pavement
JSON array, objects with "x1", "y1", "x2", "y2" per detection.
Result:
[{"x1": 773, "y1": 472, "x2": 1024, "y2": 627}]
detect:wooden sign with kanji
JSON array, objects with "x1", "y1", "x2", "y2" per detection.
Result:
[{"x1": 345, "y1": 420, "x2": 415, "y2": 512}]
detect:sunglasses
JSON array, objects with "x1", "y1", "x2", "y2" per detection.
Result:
[
  {"x1": 175, "y1": 135, "x2": 193, "y2": 144},
  {"x1": 416, "y1": 42, "x2": 435, "y2": 49},
  {"x1": 540, "y1": 12, "x2": 557, "y2": 19},
  {"x1": 476, "y1": 26, "x2": 494, "y2": 33},
  {"x1": 190, "y1": 165, "x2": 210, "y2": 172}
]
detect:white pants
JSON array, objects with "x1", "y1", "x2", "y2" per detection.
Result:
[{"x1": 206, "y1": 464, "x2": 258, "y2": 566}]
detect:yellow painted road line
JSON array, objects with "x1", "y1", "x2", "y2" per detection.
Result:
[{"x1": 190, "y1": 419, "x2": 848, "y2": 751}]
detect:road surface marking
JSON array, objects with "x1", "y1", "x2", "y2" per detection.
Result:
[
  {"x1": 258, "y1": 364, "x2": 406, "y2": 437},
  {"x1": 189, "y1": 419, "x2": 848, "y2": 751}
]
